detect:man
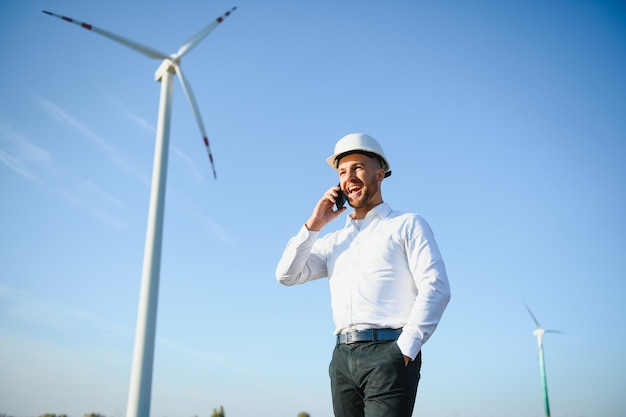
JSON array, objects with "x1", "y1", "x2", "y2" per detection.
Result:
[{"x1": 276, "y1": 133, "x2": 451, "y2": 417}]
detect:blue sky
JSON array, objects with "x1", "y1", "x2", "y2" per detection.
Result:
[{"x1": 1, "y1": 1, "x2": 625, "y2": 416}]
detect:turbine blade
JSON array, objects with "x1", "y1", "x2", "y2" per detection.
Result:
[
  {"x1": 525, "y1": 304, "x2": 542, "y2": 329},
  {"x1": 545, "y1": 330, "x2": 563, "y2": 334},
  {"x1": 42, "y1": 10, "x2": 169, "y2": 60},
  {"x1": 174, "y1": 64, "x2": 217, "y2": 179},
  {"x1": 174, "y1": 6, "x2": 237, "y2": 59}
]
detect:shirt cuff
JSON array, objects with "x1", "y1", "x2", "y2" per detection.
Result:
[{"x1": 396, "y1": 331, "x2": 422, "y2": 360}]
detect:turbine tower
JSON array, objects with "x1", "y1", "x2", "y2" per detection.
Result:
[
  {"x1": 43, "y1": 8, "x2": 237, "y2": 417},
  {"x1": 526, "y1": 304, "x2": 562, "y2": 417}
]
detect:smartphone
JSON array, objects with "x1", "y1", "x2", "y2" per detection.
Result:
[{"x1": 335, "y1": 183, "x2": 346, "y2": 210}]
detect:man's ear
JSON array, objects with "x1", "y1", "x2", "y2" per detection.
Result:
[{"x1": 376, "y1": 168, "x2": 385, "y2": 182}]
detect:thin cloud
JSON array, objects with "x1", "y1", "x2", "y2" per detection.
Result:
[
  {"x1": 39, "y1": 97, "x2": 114, "y2": 151},
  {"x1": 0, "y1": 284, "x2": 251, "y2": 376},
  {"x1": 171, "y1": 145, "x2": 205, "y2": 182},
  {"x1": 60, "y1": 180, "x2": 129, "y2": 229},
  {"x1": 105, "y1": 90, "x2": 156, "y2": 136},
  {"x1": 199, "y1": 214, "x2": 232, "y2": 245},
  {"x1": 38, "y1": 97, "x2": 150, "y2": 186},
  {"x1": 0, "y1": 284, "x2": 133, "y2": 339},
  {"x1": 84, "y1": 180, "x2": 126, "y2": 208},
  {"x1": 105, "y1": 90, "x2": 206, "y2": 183},
  {"x1": 90, "y1": 207, "x2": 129, "y2": 229},
  {"x1": 0, "y1": 120, "x2": 128, "y2": 229},
  {"x1": 35, "y1": 95, "x2": 218, "y2": 234},
  {"x1": 0, "y1": 150, "x2": 41, "y2": 183},
  {"x1": 157, "y1": 335, "x2": 259, "y2": 377},
  {"x1": 0, "y1": 123, "x2": 50, "y2": 183},
  {"x1": 166, "y1": 185, "x2": 233, "y2": 245}
]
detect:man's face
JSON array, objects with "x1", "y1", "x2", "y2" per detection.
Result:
[{"x1": 337, "y1": 153, "x2": 384, "y2": 212}]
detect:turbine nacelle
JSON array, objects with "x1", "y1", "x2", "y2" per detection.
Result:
[
  {"x1": 154, "y1": 59, "x2": 174, "y2": 81},
  {"x1": 155, "y1": 59, "x2": 177, "y2": 81}
]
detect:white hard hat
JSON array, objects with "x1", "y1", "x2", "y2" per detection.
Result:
[{"x1": 327, "y1": 133, "x2": 391, "y2": 177}]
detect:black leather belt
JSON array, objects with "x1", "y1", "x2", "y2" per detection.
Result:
[{"x1": 336, "y1": 328, "x2": 402, "y2": 345}]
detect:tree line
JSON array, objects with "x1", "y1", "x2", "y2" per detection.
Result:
[{"x1": 1, "y1": 410, "x2": 312, "y2": 417}]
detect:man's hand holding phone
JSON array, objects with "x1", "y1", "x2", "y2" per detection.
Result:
[{"x1": 305, "y1": 184, "x2": 347, "y2": 231}]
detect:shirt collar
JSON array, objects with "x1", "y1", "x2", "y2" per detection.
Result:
[{"x1": 345, "y1": 202, "x2": 392, "y2": 226}]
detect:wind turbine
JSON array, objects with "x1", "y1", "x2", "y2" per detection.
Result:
[
  {"x1": 43, "y1": 8, "x2": 237, "y2": 417},
  {"x1": 526, "y1": 304, "x2": 562, "y2": 417}
]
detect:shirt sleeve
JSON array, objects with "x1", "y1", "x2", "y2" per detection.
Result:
[
  {"x1": 275, "y1": 225, "x2": 327, "y2": 286},
  {"x1": 396, "y1": 215, "x2": 451, "y2": 360}
]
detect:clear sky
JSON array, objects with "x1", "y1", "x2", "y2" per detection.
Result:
[{"x1": 1, "y1": 1, "x2": 625, "y2": 417}]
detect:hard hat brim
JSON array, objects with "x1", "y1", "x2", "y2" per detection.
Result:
[{"x1": 326, "y1": 150, "x2": 391, "y2": 177}]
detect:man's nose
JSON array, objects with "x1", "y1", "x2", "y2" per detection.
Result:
[{"x1": 347, "y1": 170, "x2": 359, "y2": 182}]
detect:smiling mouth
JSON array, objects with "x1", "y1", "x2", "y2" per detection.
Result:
[{"x1": 347, "y1": 186, "x2": 362, "y2": 196}]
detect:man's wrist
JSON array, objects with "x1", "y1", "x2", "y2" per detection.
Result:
[{"x1": 305, "y1": 219, "x2": 322, "y2": 231}]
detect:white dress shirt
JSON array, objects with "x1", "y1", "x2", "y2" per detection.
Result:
[{"x1": 276, "y1": 203, "x2": 451, "y2": 360}]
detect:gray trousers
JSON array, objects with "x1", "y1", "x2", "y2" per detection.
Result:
[{"x1": 329, "y1": 341, "x2": 422, "y2": 417}]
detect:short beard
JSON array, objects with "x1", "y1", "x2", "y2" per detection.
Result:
[{"x1": 347, "y1": 181, "x2": 379, "y2": 209}]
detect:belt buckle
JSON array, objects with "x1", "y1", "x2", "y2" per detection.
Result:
[{"x1": 345, "y1": 329, "x2": 359, "y2": 345}]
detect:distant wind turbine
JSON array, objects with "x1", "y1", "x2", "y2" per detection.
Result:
[
  {"x1": 43, "y1": 8, "x2": 237, "y2": 417},
  {"x1": 526, "y1": 304, "x2": 562, "y2": 417}
]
